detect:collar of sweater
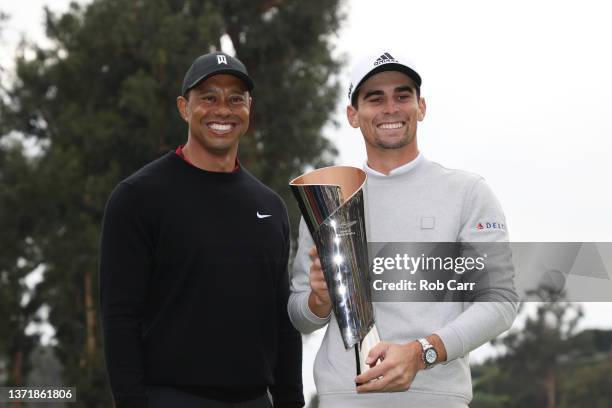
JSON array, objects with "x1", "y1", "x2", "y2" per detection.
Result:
[{"x1": 363, "y1": 152, "x2": 425, "y2": 179}]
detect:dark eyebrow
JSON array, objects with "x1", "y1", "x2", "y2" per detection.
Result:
[
  {"x1": 362, "y1": 85, "x2": 414, "y2": 101},
  {"x1": 362, "y1": 90, "x2": 384, "y2": 100},
  {"x1": 191, "y1": 88, "x2": 211, "y2": 96},
  {"x1": 395, "y1": 86, "x2": 414, "y2": 94}
]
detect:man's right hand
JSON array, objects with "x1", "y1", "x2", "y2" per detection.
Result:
[{"x1": 307, "y1": 246, "x2": 333, "y2": 318}]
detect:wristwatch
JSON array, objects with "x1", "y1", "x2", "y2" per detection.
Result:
[{"x1": 417, "y1": 337, "x2": 438, "y2": 369}]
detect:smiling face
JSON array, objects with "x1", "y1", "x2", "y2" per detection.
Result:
[
  {"x1": 177, "y1": 74, "x2": 251, "y2": 159},
  {"x1": 347, "y1": 70, "x2": 426, "y2": 162}
]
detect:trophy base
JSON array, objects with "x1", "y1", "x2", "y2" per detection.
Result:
[{"x1": 355, "y1": 325, "x2": 381, "y2": 375}]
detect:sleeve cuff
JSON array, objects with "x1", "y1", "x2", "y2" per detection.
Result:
[
  {"x1": 302, "y1": 292, "x2": 332, "y2": 325},
  {"x1": 287, "y1": 291, "x2": 331, "y2": 334},
  {"x1": 434, "y1": 325, "x2": 464, "y2": 363}
]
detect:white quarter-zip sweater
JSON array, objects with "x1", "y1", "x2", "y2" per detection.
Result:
[{"x1": 288, "y1": 154, "x2": 518, "y2": 408}]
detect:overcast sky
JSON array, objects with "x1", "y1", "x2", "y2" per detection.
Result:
[
  {"x1": 3, "y1": 1, "x2": 611, "y2": 240},
  {"x1": 2, "y1": 0, "x2": 612, "y2": 400}
]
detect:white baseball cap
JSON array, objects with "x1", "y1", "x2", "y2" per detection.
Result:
[{"x1": 348, "y1": 50, "x2": 421, "y2": 104}]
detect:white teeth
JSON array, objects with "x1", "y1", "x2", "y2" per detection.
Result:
[
  {"x1": 378, "y1": 122, "x2": 404, "y2": 129},
  {"x1": 209, "y1": 123, "x2": 233, "y2": 131}
]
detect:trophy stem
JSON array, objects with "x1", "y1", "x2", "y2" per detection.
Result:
[{"x1": 355, "y1": 325, "x2": 381, "y2": 375}]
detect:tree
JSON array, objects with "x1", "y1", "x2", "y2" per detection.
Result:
[
  {"x1": 560, "y1": 353, "x2": 612, "y2": 408},
  {"x1": 2, "y1": 0, "x2": 344, "y2": 405},
  {"x1": 473, "y1": 311, "x2": 611, "y2": 408},
  {"x1": 496, "y1": 296, "x2": 589, "y2": 407},
  {"x1": 1, "y1": 13, "x2": 45, "y2": 405},
  {"x1": 473, "y1": 287, "x2": 596, "y2": 408}
]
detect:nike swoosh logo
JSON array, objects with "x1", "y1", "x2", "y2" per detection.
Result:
[{"x1": 257, "y1": 212, "x2": 272, "y2": 219}]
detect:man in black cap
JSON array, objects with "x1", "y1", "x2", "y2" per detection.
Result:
[{"x1": 100, "y1": 51, "x2": 304, "y2": 408}]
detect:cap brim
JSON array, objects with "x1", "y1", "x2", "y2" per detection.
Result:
[
  {"x1": 351, "y1": 63, "x2": 421, "y2": 105},
  {"x1": 183, "y1": 69, "x2": 254, "y2": 95}
]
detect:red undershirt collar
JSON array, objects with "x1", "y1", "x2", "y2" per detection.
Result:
[{"x1": 175, "y1": 145, "x2": 240, "y2": 173}]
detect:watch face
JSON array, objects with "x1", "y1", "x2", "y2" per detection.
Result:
[{"x1": 425, "y1": 348, "x2": 437, "y2": 364}]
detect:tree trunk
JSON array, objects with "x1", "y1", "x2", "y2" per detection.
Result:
[
  {"x1": 545, "y1": 368, "x2": 556, "y2": 408},
  {"x1": 84, "y1": 270, "x2": 97, "y2": 364},
  {"x1": 9, "y1": 350, "x2": 23, "y2": 408}
]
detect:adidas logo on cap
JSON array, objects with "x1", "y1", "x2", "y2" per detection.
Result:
[{"x1": 373, "y1": 52, "x2": 397, "y2": 66}]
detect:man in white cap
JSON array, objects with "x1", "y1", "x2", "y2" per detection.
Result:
[{"x1": 288, "y1": 51, "x2": 518, "y2": 407}]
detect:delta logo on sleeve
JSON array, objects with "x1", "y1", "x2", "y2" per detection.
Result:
[{"x1": 476, "y1": 221, "x2": 506, "y2": 231}]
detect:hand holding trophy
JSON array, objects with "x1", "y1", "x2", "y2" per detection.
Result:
[{"x1": 290, "y1": 166, "x2": 380, "y2": 375}]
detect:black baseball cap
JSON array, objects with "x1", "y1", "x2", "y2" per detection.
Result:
[{"x1": 181, "y1": 51, "x2": 254, "y2": 96}]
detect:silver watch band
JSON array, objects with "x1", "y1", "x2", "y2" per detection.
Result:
[
  {"x1": 417, "y1": 337, "x2": 437, "y2": 368},
  {"x1": 418, "y1": 337, "x2": 432, "y2": 350}
]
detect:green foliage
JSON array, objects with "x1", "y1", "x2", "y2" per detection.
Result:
[
  {"x1": 473, "y1": 297, "x2": 612, "y2": 407},
  {"x1": 213, "y1": 0, "x2": 344, "y2": 224},
  {"x1": 559, "y1": 356, "x2": 612, "y2": 407},
  {"x1": 1, "y1": 0, "x2": 343, "y2": 405},
  {"x1": 0, "y1": 141, "x2": 44, "y2": 385}
]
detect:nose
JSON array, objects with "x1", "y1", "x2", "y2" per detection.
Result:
[
  {"x1": 214, "y1": 98, "x2": 232, "y2": 117},
  {"x1": 382, "y1": 97, "x2": 399, "y2": 114}
]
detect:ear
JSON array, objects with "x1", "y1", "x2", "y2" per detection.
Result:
[
  {"x1": 177, "y1": 96, "x2": 189, "y2": 122},
  {"x1": 346, "y1": 105, "x2": 360, "y2": 129},
  {"x1": 417, "y1": 96, "x2": 426, "y2": 121},
  {"x1": 246, "y1": 96, "x2": 254, "y2": 132}
]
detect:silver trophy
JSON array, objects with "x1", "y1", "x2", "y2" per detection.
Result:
[{"x1": 290, "y1": 166, "x2": 380, "y2": 375}]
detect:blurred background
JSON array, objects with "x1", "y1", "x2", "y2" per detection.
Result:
[{"x1": 1, "y1": 1, "x2": 611, "y2": 407}]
